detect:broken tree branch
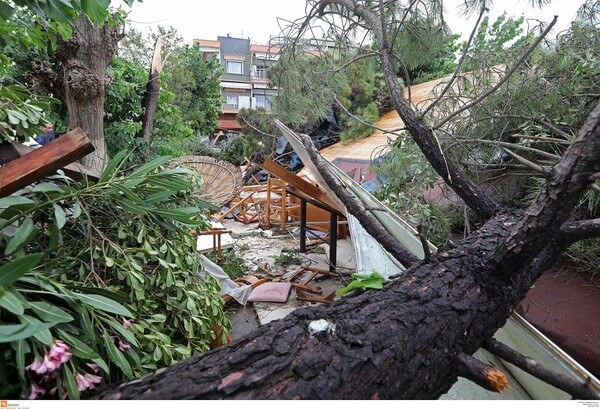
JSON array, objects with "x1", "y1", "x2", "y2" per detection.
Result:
[
  {"x1": 484, "y1": 338, "x2": 600, "y2": 399},
  {"x1": 502, "y1": 148, "x2": 551, "y2": 174},
  {"x1": 416, "y1": 223, "x2": 432, "y2": 262},
  {"x1": 455, "y1": 352, "x2": 509, "y2": 393},
  {"x1": 293, "y1": 128, "x2": 419, "y2": 268},
  {"x1": 561, "y1": 218, "x2": 600, "y2": 242},
  {"x1": 420, "y1": 6, "x2": 488, "y2": 118}
]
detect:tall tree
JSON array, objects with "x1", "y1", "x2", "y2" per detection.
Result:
[
  {"x1": 96, "y1": 0, "x2": 600, "y2": 400},
  {"x1": 12, "y1": 2, "x2": 131, "y2": 171},
  {"x1": 163, "y1": 43, "x2": 223, "y2": 136}
]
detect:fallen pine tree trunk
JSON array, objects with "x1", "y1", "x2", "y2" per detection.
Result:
[{"x1": 94, "y1": 101, "x2": 600, "y2": 400}]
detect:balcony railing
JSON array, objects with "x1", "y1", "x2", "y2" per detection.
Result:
[
  {"x1": 221, "y1": 103, "x2": 238, "y2": 110},
  {"x1": 251, "y1": 70, "x2": 268, "y2": 81}
]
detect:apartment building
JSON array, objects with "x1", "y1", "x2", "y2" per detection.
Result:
[{"x1": 195, "y1": 35, "x2": 281, "y2": 136}]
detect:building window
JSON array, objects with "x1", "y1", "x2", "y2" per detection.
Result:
[
  {"x1": 226, "y1": 60, "x2": 243, "y2": 74},
  {"x1": 252, "y1": 66, "x2": 268, "y2": 80},
  {"x1": 254, "y1": 95, "x2": 267, "y2": 109},
  {"x1": 225, "y1": 91, "x2": 243, "y2": 109}
]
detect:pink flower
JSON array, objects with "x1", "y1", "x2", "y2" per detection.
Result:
[
  {"x1": 86, "y1": 363, "x2": 100, "y2": 373},
  {"x1": 25, "y1": 358, "x2": 43, "y2": 373},
  {"x1": 28, "y1": 383, "x2": 46, "y2": 400},
  {"x1": 48, "y1": 340, "x2": 72, "y2": 364},
  {"x1": 75, "y1": 372, "x2": 102, "y2": 392},
  {"x1": 117, "y1": 340, "x2": 131, "y2": 351},
  {"x1": 48, "y1": 346, "x2": 72, "y2": 366},
  {"x1": 34, "y1": 355, "x2": 59, "y2": 374},
  {"x1": 26, "y1": 340, "x2": 72, "y2": 375},
  {"x1": 122, "y1": 318, "x2": 132, "y2": 330}
]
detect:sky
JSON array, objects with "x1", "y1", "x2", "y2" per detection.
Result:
[{"x1": 110, "y1": 0, "x2": 586, "y2": 45}]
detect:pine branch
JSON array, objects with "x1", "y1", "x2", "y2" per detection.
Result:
[
  {"x1": 484, "y1": 339, "x2": 600, "y2": 400},
  {"x1": 420, "y1": 6, "x2": 488, "y2": 118},
  {"x1": 434, "y1": 16, "x2": 558, "y2": 130},
  {"x1": 561, "y1": 218, "x2": 600, "y2": 242},
  {"x1": 455, "y1": 353, "x2": 509, "y2": 393}
]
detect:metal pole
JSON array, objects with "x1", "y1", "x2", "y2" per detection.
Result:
[
  {"x1": 329, "y1": 211, "x2": 337, "y2": 272},
  {"x1": 300, "y1": 199, "x2": 307, "y2": 253}
]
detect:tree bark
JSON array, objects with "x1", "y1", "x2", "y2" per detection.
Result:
[
  {"x1": 137, "y1": 34, "x2": 171, "y2": 158},
  {"x1": 95, "y1": 102, "x2": 600, "y2": 400},
  {"x1": 58, "y1": 17, "x2": 122, "y2": 171},
  {"x1": 27, "y1": 17, "x2": 122, "y2": 172}
]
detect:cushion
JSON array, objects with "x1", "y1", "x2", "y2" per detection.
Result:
[{"x1": 247, "y1": 282, "x2": 292, "y2": 303}]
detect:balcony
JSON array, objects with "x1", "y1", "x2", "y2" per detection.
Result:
[
  {"x1": 222, "y1": 102, "x2": 239, "y2": 110},
  {"x1": 251, "y1": 70, "x2": 268, "y2": 81}
]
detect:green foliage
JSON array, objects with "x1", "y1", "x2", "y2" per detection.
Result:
[
  {"x1": 205, "y1": 249, "x2": 247, "y2": 280},
  {"x1": 372, "y1": 139, "x2": 451, "y2": 247},
  {"x1": 104, "y1": 57, "x2": 146, "y2": 163},
  {"x1": 336, "y1": 271, "x2": 387, "y2": 295},
  {"x1": 462, "y1": 13, "x2": 527, "y2": 71},
  {"x1": 269, "y1": 51, "x2": 333, "y2": 129},
  {"x1": 164, "y1": 43, "x2": 223, "y2": 136},
  {"x1": 0, "y1": 153, "x2": 229, "y2": 399},
  {"x1": 218, "y1": 134, "x2": 262, "y2": 166},
  {"x1": 237, "y1": 107, "x2": 279, "y2": 158},
  {"x1": 0, "y1": 85, "x2": 59, "y2": 143},
  {"x1": 271, "y1": 49, "x2": 382, "y2": 138},
  {"x1": 390, "y1": 15, "x2": 458, "y2": 84},
  {"x1": 567, "y1": 238, "x2": 600, "y2": 280},
  {"x1": 341, "y1": 102, "x2": 380, "y2": 141},
  {"x1": 273, "y1": 248, "x2": 302, "y2": 266},
  {"x1": 150, "y1": 90, "x2": 195, "y2": 157}
]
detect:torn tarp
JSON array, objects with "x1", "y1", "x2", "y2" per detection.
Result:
[{"x1": 197, "y1": 254, "x2": 252, "y2": 305}]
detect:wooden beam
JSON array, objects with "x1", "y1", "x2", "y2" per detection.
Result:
[
  {"x1": 0, "y1": 128, "x2": 94, "y2": 197},
  {"x1": 9, "y1": 140, "x2": 101, "y2": 182}
]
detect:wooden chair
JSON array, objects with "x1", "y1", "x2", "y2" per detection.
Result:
[{"x1": 265, "y1": 177, "x2": 300, "y2": 231}]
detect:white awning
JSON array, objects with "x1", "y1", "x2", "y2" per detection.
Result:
[{"x1": 220, "y1": 82, "x2": 252, "y2": 90}]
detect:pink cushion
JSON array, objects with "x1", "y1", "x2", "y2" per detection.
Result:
[{"x1": 247, "y1": 282, "x2": 292, "y2": 303}]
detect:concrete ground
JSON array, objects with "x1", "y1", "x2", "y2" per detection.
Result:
[{"x1": 220, "y1": 218, "x2": 355, "y2": 337}]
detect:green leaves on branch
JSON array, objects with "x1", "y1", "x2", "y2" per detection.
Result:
[
  {"x1": 0, "y1": 152, "x2": 228, "y2": 398},
  {"x1": 0, "y1": 85, "x2": 58, "y2": 143},
  {"x1": 336, "y1": 272, "x2": 388, "y2": 295}
]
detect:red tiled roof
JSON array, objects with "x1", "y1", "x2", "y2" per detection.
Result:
[{"x1": 217, "y1": 119, "x2": 243, "y2": 130}]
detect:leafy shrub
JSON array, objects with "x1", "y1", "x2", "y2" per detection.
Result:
[{"x1": 0, "y1": 152, "x2": 230, "y2": 399}]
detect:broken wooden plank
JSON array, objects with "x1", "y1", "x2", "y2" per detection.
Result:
[
  {"x1": 0, "y1": 128, "x2": 94, "y2": 197},
  {"x1": 9, "y1": 140, "x2": 101, "y2": 182}
]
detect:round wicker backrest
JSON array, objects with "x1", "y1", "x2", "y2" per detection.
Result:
[{"x1": 170, "y1": 155, "x2": 243, "y2": 206}]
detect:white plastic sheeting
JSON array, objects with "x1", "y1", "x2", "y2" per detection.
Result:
[{"x1": 197, "y1": 254, "x2": 252, "y2": 305}]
